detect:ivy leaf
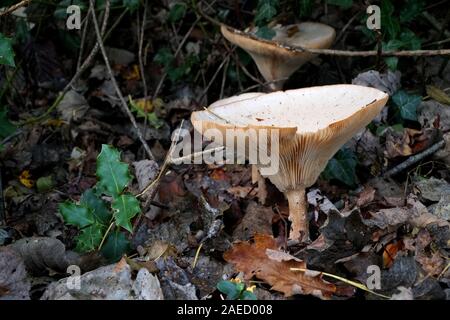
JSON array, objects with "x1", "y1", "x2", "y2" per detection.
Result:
[
  {"x1": 255, "y1": 1, "x2": 277, "y2": 26},
  {"x1": 0, "y1": 107, "x2": 16, "y2": 139},
  {"x1": 399, "y1": 30, "x2": 421, "y2": 50},
  {"x1": 322, "y1": 148, "x2": 358, "y2": 187},
  {"x1": 112, "y1": 194, "x2": 141, "y2": 233},
  {"x1": 168, "y1": 3, "x2": 187, "y2": 23},
  {"x1": 122, "y1": 0, "x2": 139, "y2": 12},
  {"x1": 392, "y1": 90, "x2": 421, "y2": 121},
  {"x1": 217, "y1": 280, "x2": 241, "y2": 300},
  {"x1": 80, "y1": 188, "x2": 111, "y2": 225},
  {"x1": 0, "y1": 33, "x2": 15, "y2": 67},
  {"x1": 326, "y1": 0, "x2": 353, "y2": 9},
  {"x1": 255, "y1": 26, "x2": 276, "y2": 40},
  {"x1": 101, "y1": 231, "x2": 129, "y2": 262},
  {"x1": 96, "y1": 145, "x2": 132, "y2": 197},
  {"x1": 381, "y1": 0, "x2": 400, "y2": 39},
  {"x1": 400, "y1": 0, "x2": 425, "y2": 23},
  {"x1": 241, "y1": 290, "x2": 257, "y2": 300},
  {"x1": 75, "y1": 224, "x2": 104, "y2": 252},
  {"x1": 59, "y1": 202, "x2": 94, "y2": 228}
]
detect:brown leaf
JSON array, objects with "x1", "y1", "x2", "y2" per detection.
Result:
[
  {"x1": 356, "y1": 186, "x2": 376, "y2": 208},
  {"x1": 224, "y1": 234, "x2": 336, "y2": 299}
]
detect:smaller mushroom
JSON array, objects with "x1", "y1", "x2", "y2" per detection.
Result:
[
  {"x1": 221, "y1": 23, "x2": 336, "y2": 91},
  {"x1": 191, "y1": 84, "x2": 389, "y2": 242}
]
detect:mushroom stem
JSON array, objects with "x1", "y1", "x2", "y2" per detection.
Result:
[{"x1": 286, "y1": 188, "x2": 309, "y2": 242}]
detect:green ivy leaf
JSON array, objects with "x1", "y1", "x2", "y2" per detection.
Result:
[
  {"x1": 59, "y1": 202, "x2": 94, "y2": 228},
  {"x1": 217, "y1": 280, "x2": 241, "y2": 300},
  {"x1": 392, "y1": 90, "x2": 421, "y2": 121},
  {"x1": 112, "y1": 194, "x2": 141, "y2": 233},
  {"x1": 400, "y1": 0, "x2": 425, "y2": 23},
  {"x1": 96, "y1": 144, "x2": 132, "y2": 197},
  {"x1": 255, "y1": 26, "x2": 276, "y2": 40},
  {"x1": 0, "y1": 107, "x2": 16, "y2": 139},
  {"x1": 326, "y1": 0, "x2": 353, "y2": 9},
  {"x1": 399, "y1": 30, "x2": 421, "y2": 50},
  {"x1": 255, "y1": 0, "x2": 278, "y2": 26},
  {"x1": 80, "y1": 188, "x2": 111, "y2": 225},
  {"x1": 0, "y1": 33, "x2": 15, "y2": 67},
  {"x1": 75, "y1": 224, "x2": 104, "y2": 252},
  {"x1": 101, "y1": 231, "x2": 129, "y2": 262},
  {"x1": 322, "y1": 148, "x2": 358, "y2": 187},
  {"x1": 241, "y1": 290, "x2": 257, "y2": 300},
  {"x1": 154, "y1": 47, "x2": 173, "y2": 67},
  {"x1": 122, "y1": 0, "x2": 139, "y2": 12},
  {"x1": 168, "y1": 3, "x2": 187, "y2": 23},
  {"x1": 381, "y1": 0, "x2": 400, "y2": 39}
]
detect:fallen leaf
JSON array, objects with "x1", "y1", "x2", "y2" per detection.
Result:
[
  {"x1": 233, "y1": 201, "x2": 273, "y2": 241},
  {"x1": 383, "y1": 241, "x2": 403, "y2": 268},
  {"x1": 426, "y1": 85, "x2": 450, "y2": 105},
  {"x1": 224, "y1": 234, "x2": 336, "y2": 298},
  {"x1": 356, "y1": 186, "x2": 376, "y2": 208},
  {"x1": 19, "y1": 170, "x2": 34, "y2": 188}
]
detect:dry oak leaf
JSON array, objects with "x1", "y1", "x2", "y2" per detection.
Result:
[{"x1": 223, "y1": 234, "x2": 336, "y2": 299}]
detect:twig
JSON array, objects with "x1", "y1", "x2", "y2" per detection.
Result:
[
  {"x1": 199, "y1": 51, "x2": 233, "y2": 102},
  {"x1": 383, "y1": 140, "x2": 446, "y2": 178},
  {"x1": 89, "y1": 0, "x2": 155, "y2": 161},
  {"x1": 98, "y1": 221, "x2": 115, "y2": 250},
  {"x1": 137, "y1": 1, "x2": 149, "y2": 150},
  {"x1": 77, "y1": 15, "x2": 90, "y2": 71},
  {"x1": 21, "y1": 0, "x2": 111, "y2": 125},
  {"x1": 0, "y1": 0, "x2": 32, "y2": 17},
  {"x1": 0, "y1": 167, "x2": 5, "y2": 225}
]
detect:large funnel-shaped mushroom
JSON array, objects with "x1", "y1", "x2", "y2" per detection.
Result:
[
  {"x1": 221, "y1": 23, "x2": 335, "y2": 91},
  {"x1": 191, "y1": 85, "x2": 389, "y2": 242}
]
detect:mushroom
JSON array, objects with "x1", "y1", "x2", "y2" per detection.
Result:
[
  {"x1": 221, "y1": 23, "x2": 336, "y2": 91},
  {"x1": 191, "y1": 84, "x2": 389, "y2": 242}
]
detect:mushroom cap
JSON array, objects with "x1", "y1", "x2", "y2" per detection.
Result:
[
  {"x1": 191, "y1": 84, "x2": 389, "y2": 192},
  {"x1": 221, "y1": 23, "x2": 336, "y2": 88}
]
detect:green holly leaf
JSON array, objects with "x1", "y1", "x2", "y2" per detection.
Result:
[
  {"x1": 168, "y1": 3, "x2": 187, "y2": 23},
  {"x1": 255, "y1": 26, "x2": 275, "y2": 40},
  {"x1": 0, "y1": 107, "x2": 16, "y2": 139},
  {"x1": 75, "y1": 224, "x2": 104, "y2": 252},
  {"x1": 101, "y1": 231, "x2": 129, "y2": 262},
  {"x1": 217, "y1": 280, "x2": 241, "y2": 300},
  {"x1": 112, "y1": 194, "x2": 141, "y2": 233},
  {"x1": 59, "y1": 202, "x2": 94, "y2": 228},
  {"x1": 392, "y1": 90, "x2": 421, "y2": 121},
  {"x1": 0, "y1": 33, "x2": 15, "y2": 67},
  {"x1": 80, "y1": 188, "x2": 111, "y2": 225},
  {"x1": 322, "y1": 148, "x2": 358, "y2": 187},
  {"x1": 96, "y1": 145, "x2": 132, "y2": 197}
]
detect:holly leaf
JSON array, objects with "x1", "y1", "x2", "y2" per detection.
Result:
[
  {"x1": 100, "y1": 231, "x2": 129, "y2": 262},
  {"x1": 59, "y1": 202, "x2": 94, "y2": 228},
  {"x1": 322, "y1": 148, "x2": 358, "y2": 187},
  {"x1": 392, "y1": 90, "x2": 421, "y2": 121},
  {"x1": 224, "y1": 234, "x2": 337, "y2": 298},
  {"x1": 96, "y1": 144, "x2": 132, "y2": 197},
  {"x1": 112, "y1": 194, "x2": 141, "y2": 233},
  {"x1": 0, "y1": 33, "x2": 15, "y2": 67},
  {"x1": 80, "y1": 188, "x2": 111, "y2": 225},
  {"x1": 75, "y1": 224, "x2": 104, "y2": 252}
]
